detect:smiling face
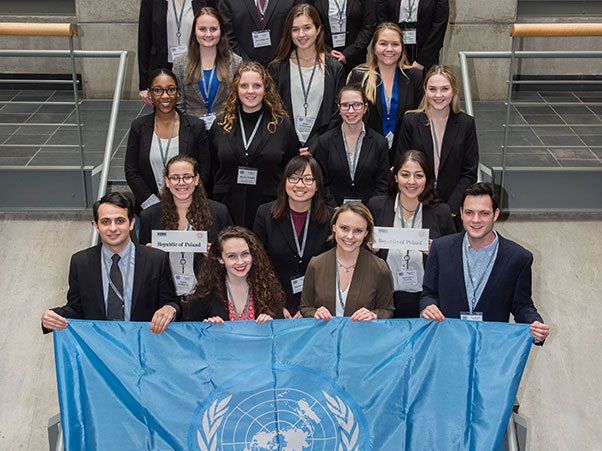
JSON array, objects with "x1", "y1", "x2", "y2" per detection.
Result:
[
  {"x1": 94, "y1": 203, "x2": 134, "y2": 253},
  {"x1": 338, "y1": 90, "x2": 366, "y2": 127},
  {"x1": 374, "y1": 28, "x2": 403, "y2": 67},
  {"x1": 425, "y1": 73, "x2": 454, "y2": 113},
  {"x1": 461, "y1": 195, "x2": 500, "y2": 249},
  {"x1": 237, "y1": 70, "x2": 265, "y2": 113},
  {"x1": 285, "y1": 164, "x2": 317, "y2": 207},
  {"x1": 165, "y1": 160, "x2": 199, "y2": 203},
  {"x1": 395, "y1": 159, "x2": 426, "y2": 202},
  {"x1": 291, "y1": 14, "x2": 320, "y2": 51},
  {"x1": 332, "y1": 210, "x2": 368, "y2": 254},
  {"x1": 219, "y1": 237, "x2": 253, "y2": 281},
  {"x1": 149, "y1": 73, "x2": 178, "y2": 114},
  {"x1": 194, "y1": 13, "x2": 221, "y2": 49}
]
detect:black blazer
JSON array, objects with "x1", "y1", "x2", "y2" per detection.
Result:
[
  {"x1": 420, "y1": 232, "x2": 545, "y2": 324},
  {"x1": 313, "y1": 125, "x2": 390, "y2": 206},
  {"x1": 219, "y1": 0, "x2": 311, "y2": 66},
  {"x1": 375, "y1": 0, "x2": 449, "y2": 69},
  {"x1": 397, "y1": 111, "x2": 479, "y2": 216},
  {"x1": 44, "y1": 243, "x2": 179, "y2": 333},
  {"x1": 314, "y1": 0, "x2": 376, "y2": 70},
  {"x1": 188, "y1": 288, "x2": 285, "y2": 321},
  {"x1": 137, "y1": 0, "x2": 212, "y2": 91},
  {"x1": 269, "y1": 54, "x2": 345, "y2": 147},
  {"x1": 366, "y1": 195, "x2": 456, "y2": 262},
  {"x1": 125, "y1": 110, "x2": 210, "y2": 207},
  {"x1": 253, "y1": 201, "x2": 334, "y2": 311},
  {"x1": 347, "y1": 66, "x2": 423, "y2": 158},
  {"x1": 138, "y1": 200, "x2": 234, "y2": 274},
  {"x1": 209, "y1": 113, "x2": 300, "y2": 227}
]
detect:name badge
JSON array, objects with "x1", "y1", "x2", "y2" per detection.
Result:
[
  {"x1": 385, "y1": 131, "x2": 394, "y2": 149},
  {"x1": 397, "y1": 270, "x2": 418, "y2": 290},
  {"x1": 460, "y1": 311, "x2": 483, "y2": 322},
  {"x1": 175, "y1": 273, "x2": 197, "y2": 295},
  {"x1": 252, "y1": 30, "x2": 271, "y2": 48},
  {"x1": 237, "y1": 167, "x2": 258, "y2": 185},
  {"x1": 402, "y1": 28, "x2": 417, "y2": 45},
  {"x1": 296, "y1": 116, "x2": 316, "y2": 135},
  {"x1": 200, "y1": 113, "x2": 216, "y2": 130},
  {"x1": 152, "y1": 230, "x2": 208, "y2": 253},
  {"x1": 343, "y1": 198, "x2": 361, "y2": 204},
  {"x1": 373, "y1": 227, "x2": 429, "y2": 251},
  {"x1": 291, "y1": 276, "x2": 305, "y2": 294},
  {"x1": 169, "y1": 45, "x2": 187, "y2": 61},
  {"x1": 332, "y1": 33, "x2": 346, "y2": 48}
]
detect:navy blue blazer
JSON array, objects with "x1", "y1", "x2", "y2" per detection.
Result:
[
  {"x1": 419, "y1": 232, "x2": 544, "y2": 324},
  {"x1": 125, "y1": 111, "x2": 210, "y2": 207},
  {"x1": 313, "y1": 125, "x2": 390, "y2": 206},
  {"x1": 397, "y1": 111, "x2": 478, "y2": 216},
  {"x1": 43, "y1": 243, "x2": 179, "y2": 333}
]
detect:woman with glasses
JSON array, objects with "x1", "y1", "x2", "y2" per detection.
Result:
[
  {"x1": 367, "y1": 150, "x2": 455, "y2": 318},
  {"x1": 139, "y1": 154, "x2": 233, "y2": 319},
  {"x1": 268, "y1": 3, "x2": 345, "y2": 152},
  {"x1": 126, "y1": 68, "x2": 210, "y2": 211},
  {"x1": 347, "y1": 22, "x2": 423, "y2": 160},
  {"x1": 188, "y1": 226, "x2": 286, "y2": 323},
  {"x1": 313, "y1": 83, "x2": 389, "y2": 207},
  {"x1": 253, "y1": 155, "x2": 334, "y2": 317},
  {"x1": 210, "y1": 62, "x2": 299, "y2": 228},
  {"x1": 172, "y1": 7, "x2": 242, "y2": 127},
  {"x1": 299, "y1": 201, "x2": 394, "y2": 320}
]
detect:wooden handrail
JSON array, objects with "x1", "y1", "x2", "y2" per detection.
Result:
[
  {"x1": 0, "y1": 22, "x2": 76, "y2": 37},
  {"x1": 510, "y1": 23, "x2": 602, "y2": 37}
]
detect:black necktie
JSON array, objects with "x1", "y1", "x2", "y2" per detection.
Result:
[{"x1": 107, "y1": 254, "x2": 124, "y2": 320}]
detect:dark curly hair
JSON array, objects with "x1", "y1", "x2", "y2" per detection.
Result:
[
  {"x1": 193, "y1": 226, "x2": 285, "y2": 318},
  {"x1": 159, "y1": 154, "x2": 213, "y2": 231}
]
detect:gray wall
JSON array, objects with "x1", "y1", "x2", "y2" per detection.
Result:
[{"x1": 1, "y1": 0, "x2": 601, "y2": 100}]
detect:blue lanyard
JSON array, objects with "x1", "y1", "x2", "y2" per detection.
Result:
[{"x1": 198, "y1": 66, "x2": 217, "y2": 112}]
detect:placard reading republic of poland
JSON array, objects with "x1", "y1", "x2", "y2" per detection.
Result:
[
  {"x1": 151, "y1": 230, "x2": 207, "y2": 253},
  {"x1": 373, "y1": 227, "x2": 429, "y2": 250}
]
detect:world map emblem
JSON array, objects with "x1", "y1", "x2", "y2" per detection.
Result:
[{"x1": 188, "y1": 365, "x2": 369, "y2": 450}]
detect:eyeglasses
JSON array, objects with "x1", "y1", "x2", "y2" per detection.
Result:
[
  {"x1": 167, "y1": 174, "x2": 195, "y2": 184},
  {"x1": 339, "y1": 102, "x2": 365, "y2": 111},
  {"x1": 149, "y1": 86, "x2": 178, "y2": 96},
  {"x1": 287, "y1": 175, "x2": 316, "y2": 186}
]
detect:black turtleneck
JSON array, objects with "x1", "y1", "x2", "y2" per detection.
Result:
[{"x1": 239, "y1": 106, "x2": 265, "y2": 141}]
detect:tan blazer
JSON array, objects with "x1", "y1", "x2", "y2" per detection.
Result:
[{"x1": 300, "y1": 247, "x2": 394, "y2": 319}]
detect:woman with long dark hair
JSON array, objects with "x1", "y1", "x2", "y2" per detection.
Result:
[
  {"x1": 188, "y1": 226, "x2": 286, "y2": 322},
  {"x1": 367, "y1": 150, "x2": 455, "y2": 317},
  {"x1": 253, "y1": 155, "x2": 333, "y2": 317}
]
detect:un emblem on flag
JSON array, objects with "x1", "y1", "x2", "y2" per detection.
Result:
[{"x1": 189, "y1": 365, "x2": 368, "y2": 450}]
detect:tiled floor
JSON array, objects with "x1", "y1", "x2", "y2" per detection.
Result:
[{"x1": 1, "y1": 89, "x2": 601, "y2": 183}]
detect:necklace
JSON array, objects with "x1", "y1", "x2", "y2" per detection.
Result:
[
  {"x1": 402, "y1": 204, "x2": 418, "y2": 213},
  {"x1": 337, "y1": 259, "x2": 356, "y2": 273}
]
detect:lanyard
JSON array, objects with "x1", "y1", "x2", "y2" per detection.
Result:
[
  {"x1": 238, "y1": 110, "x2": 264, "y2": 159},
  {"x1": 171, "y1": 0, "x2": 187, "y2": 45},
  {"x1": 341, "y1": 126, "x2": 362, "y2": 181},
  {"x1": 464, "y1": 238, "x2": 499, "y2": 313},
  {"x1": 333, "y1": 0, "x2": 346, "y2": 31},
  {"x1": 399, "y1": 199, "x2": 420, "y2": 269},
  {"x1": 290, "y1": 209, "x2": 311, "y2": 258},
  {"x1": 179, "y1": 223, "x2": 192, "y2": 273},
  {"x1": 335, "y1": 259, "x2": 348, "y2": 315},
  {"x1": 155, "y1": 113, "x2": 177, "y2": 168},
  {"x1": 295, "y1": 49, "x2": 318, "y2": 116},
  {"x1": 400, "y1": 0, "x2": 418, "y2": 22},
  {"x1": 104, "y1": 242, "x2": 134, "y2": 304},
  {"x1": 430, "y1": 121, "x2": 445, "y2": 179},
  {"x1": 200, "y1": 66, "x2": 216, "y2": 111},
  {"x1": 226, "y1": 281, "x2": 250, "y2": 320}
]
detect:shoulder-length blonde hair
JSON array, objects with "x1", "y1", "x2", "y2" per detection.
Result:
[
  {"x1": 352, "y1": 23, "x2": 412, "y2": 103},
  {"x1": 409, "y1": 65, "x2": 463, "y2": 122},
  {"x1": 218, "y1": 61, "x2": 289, "y2": 134}
]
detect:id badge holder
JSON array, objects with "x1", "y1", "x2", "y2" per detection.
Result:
[
  {"x1": 175, "y1": 274, "x2": 197, "y2": 294},
  {"x1": 169, "y1": 45, "x2": 187, "y2": 61},
  {"x1": 291, "y1": 276, "x2": 305, "y2": 294},
  {"x1": 403, "y1": 28, "x2": 417, "y2": 45},
  {"x1": 385, "y1": 131, "x2": 394, "y2": 149},
  {"x1": 296, "y1": 116, "x2": 316, "y2": 135},
  {"x1": 460, "y1": 311, "x2": 483, "y2": 322},
  {"x1": 397, "y1": 270, "x2": 418, "y2": 290},
  {"x1": 200, "y1": 113, "x2": 216, "y2": 130},
  {"x1": 332, "y1": 33, "x2": 346, "y2": 48},
  {"x1": 343, "y1": 198, "x2": 361, "y2": 204},
  {"x1": 237, "y1": 167, "x2": 258, "y2": 185},
  {"x1": 252, "y1": 30, "x2": 271, "y2": 48}
]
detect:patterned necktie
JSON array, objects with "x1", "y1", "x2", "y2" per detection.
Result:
[
  {"x1": 257, "y1": 0, "x2": 268, "y2": 25},
  {"x1": 107, "y1": 254, "x2": 124, "y2": 320}
]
